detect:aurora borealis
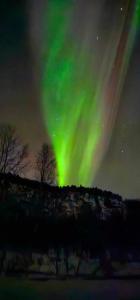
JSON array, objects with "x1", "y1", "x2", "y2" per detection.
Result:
[
  {"x1": 42, "y1": 0, "x2": 140, "y2": 187},
  {"x1": 1, "y1": 0, "x2": 140, "y2": 197}
]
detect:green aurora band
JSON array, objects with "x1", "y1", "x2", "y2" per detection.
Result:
[{"x1": 42, "y1": 0, "x2": 140, "y2": 187}]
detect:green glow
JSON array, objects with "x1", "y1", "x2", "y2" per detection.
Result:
[{"x1": 42, "y1": 0, "x2": 139, "y2": 187}]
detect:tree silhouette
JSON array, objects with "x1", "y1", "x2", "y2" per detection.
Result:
[
  {"x1": 36, "y1": 143, "x2": 56, "y2": 184},
  {"x1": 0, "y1": 124, "x2": 28, "y2": 175}
]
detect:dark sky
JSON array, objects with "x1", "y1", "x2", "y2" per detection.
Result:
[
  {"x1": 0, "y1": 0, "x2": 47, "y2": 151},
  {"x1": 0, "y1": 0, "x2": 140, "y2": 198}
]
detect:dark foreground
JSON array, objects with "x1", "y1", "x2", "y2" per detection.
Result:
[{"x1": 0, "y1": 279, "x2": 140, "y2": 300}]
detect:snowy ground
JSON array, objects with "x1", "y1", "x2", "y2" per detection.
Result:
[{"x1": 2, "y1": 250, "x2": 140, "y2": 279}]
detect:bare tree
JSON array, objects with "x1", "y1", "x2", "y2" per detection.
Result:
[
  {"x1": 36, "y1": 143, "x2": 56, "y2": 184},
  {"x1": 0, "y1": 124, "x2": 29, "y2": 175}
]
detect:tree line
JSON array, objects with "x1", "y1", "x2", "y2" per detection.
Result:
[{"x1": 0, "y1": 124, "x2": 56, "y2": 184}]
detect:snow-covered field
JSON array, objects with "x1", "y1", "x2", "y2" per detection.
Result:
[{"x1": 2, "y1": 250, "x2": 140, "y2": 278}]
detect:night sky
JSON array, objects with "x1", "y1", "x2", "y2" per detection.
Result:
[{"x1": 0, "y1": 0, "x2": 140, "y2": 198}]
